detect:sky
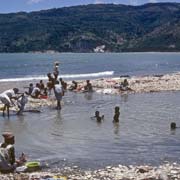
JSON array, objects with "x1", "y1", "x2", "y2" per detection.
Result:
[{"x1": 0, "y1": 0, "x2": 180, "y2": 13}]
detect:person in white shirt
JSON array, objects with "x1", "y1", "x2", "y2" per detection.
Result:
[
  {"x1": 31, "y1": 83, "x2": 41, "y2": 99},
  {"x1": 0, "y1": 88, "x2": 19, "y2": 117},
  {"x1": 54, "y1": 81, "x2": 63, "y2": 110}
]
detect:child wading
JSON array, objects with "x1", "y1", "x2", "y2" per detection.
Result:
[{"x1": 113, "y1": 106, "x2": 120, "y2": 123}]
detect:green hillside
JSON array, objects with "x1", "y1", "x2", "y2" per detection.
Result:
[{"x1": 0, "y1": 3, "x2": 180, "y2": 52}]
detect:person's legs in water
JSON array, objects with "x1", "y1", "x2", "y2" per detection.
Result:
[
  {"x1": 2, "y1": 104, "x2": 6, "y2": 116},
  {"x1": 57, "y1": 100, "x2": 61, "y2": 110},
  {"x1": 7, "y1": 105, "x2": 10, "y2": 117}
]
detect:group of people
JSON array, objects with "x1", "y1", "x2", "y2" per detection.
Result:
[
  {"x1": 92, "y1": 106, "x2": 120, "y2": 123},
  {"x1": 69, "y1": 79, "x2": 93, "y2": 92},
  {"x1": 114, "y1": 79, "x2": 132, "y2": 91},
  {"x1": 0, "y1": 61, "x2": 95, "y2": 116},
  {"x1": 0, "y1": 61, "x2": 122, "y2": 173}
]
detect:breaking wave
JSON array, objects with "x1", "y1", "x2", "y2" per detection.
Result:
[{"x1": 0, "y1": 71, "x2": 114, "y2": 82}]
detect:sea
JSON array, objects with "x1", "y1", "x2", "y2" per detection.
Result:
[{"x1": 0, "y1": 52, "x2": 180, "y2": 169}]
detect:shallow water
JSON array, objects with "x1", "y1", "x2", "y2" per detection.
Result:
[
  {"x1": 1, "y1": 52, "x2": 180, "y2": 169},
  {"x1": 0, "y1": 91, "x2": 180, "y2": 169}
]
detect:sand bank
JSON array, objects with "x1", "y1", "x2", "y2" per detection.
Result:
[
  {"x1": 0, "y1": 72, "x2": 180, "y2": 110},
  {"x1": 83, "y1": 72, "x2": 180, "y2": 94}
]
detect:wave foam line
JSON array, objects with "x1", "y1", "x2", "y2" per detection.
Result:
[{"x1": 0, "y1": 71, "x2": 114, "y2": 82}]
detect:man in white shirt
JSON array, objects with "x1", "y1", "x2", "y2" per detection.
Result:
[
  {"x1": 0, "y1": 88, "x2": 19, "y2": 117},
  {"x1": 54, "y1": 81, "x2": 63, "y2": 110}
]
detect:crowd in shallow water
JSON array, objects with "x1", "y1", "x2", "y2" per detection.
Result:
[{"x1": 1, "y1": 62, "x2": 180, "y2": 177}]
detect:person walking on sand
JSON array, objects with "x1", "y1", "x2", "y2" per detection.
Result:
[
  {"x1": 0, "y1": 88, "x2": 19, "y2": 117},
  {"x1": 54, "y1": 81, "x2": 63, "y2": 110}
]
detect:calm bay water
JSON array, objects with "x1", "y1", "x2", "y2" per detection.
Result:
[
  {"x1": 0, "y1": 52, "x2": 180, "y2": 169},
  {"x1": 0, "y1": 52, "x2": 180, "y2": 80}
]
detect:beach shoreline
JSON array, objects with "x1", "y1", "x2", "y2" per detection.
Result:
[
  {"x1": 1, "y1": 71, "x2": 180, "y2": 93},
  {"x1": 1, "y1": 72, "x2": 180, "y2": 110},
  {"x1": 1, "y1": 162, "x2": 180, "y2": 179}
]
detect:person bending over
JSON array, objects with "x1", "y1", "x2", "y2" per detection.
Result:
[{"x1": 0, "y1": 88, "x2": 19, "y2": 117}]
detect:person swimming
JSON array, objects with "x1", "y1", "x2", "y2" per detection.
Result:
[
  {"x1": 171, "y1": 122, "x2": 177, "y2": 130},
  {"x1": 91, "y1": 111, "x2": 104, "y2": 123}
]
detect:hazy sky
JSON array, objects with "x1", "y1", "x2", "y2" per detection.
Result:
[{"x1": 0, "y1": 0, "x2": 179, "y2": 13}]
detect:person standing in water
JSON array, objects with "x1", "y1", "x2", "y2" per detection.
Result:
[
  {"x1": 54, "y1": 81, "x2": 63, "y2": 110},
  {"x1": 0, "y1": 88, "x2": 19, "y2": 117},
  {"x1": 53, "y1": 61, "x2": 59, "y2": 79},
  {"x1": 113, "y1": 106, "x2": 120, "y2": 123}
]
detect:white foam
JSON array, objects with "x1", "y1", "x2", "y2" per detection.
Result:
[{"x1": 0, "y1": 71, "x2": 114, "y2": 82}]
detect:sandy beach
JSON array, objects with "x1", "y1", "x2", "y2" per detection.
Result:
[{"x1": 1, "y1": 72, "x2": 180, "y2": 110}]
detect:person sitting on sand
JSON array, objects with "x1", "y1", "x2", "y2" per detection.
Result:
[
  {"x1": 119, "y1": 79, "x2": 129, "y2": 91},
  {"x1": 0, "y1": 132, "x2": 26, "y2": 173},
  {"x1": 39, "y1": 80, "x2": 45, "y2": 93},
  {"x1": 24, "y1": 83, "x2": 34, "y2": 95},
  {"x1": 84, "y1": 80, "x2": 93, "y2": 92},
  {"x1": 69, "y1": 81, "x2": 78, "y2": 91},
  {"x1": 113, "y1": 106, "x2": 120, "y2": 123},
  {"x1": 31, "y1": 83, "x2": 41, "y2": 99},
  {"x1": 54, "y1": 81, "x2": 63, "y2": 110},
  {"x1": 43, "y1": 87, "x2": 48, "y2": 96},
  {"x1": 0, "y1": 88, "x2": 19, "y2": 117},
  {"x1": 91, "y1": 111, "x2": 104, "y2": 123}
]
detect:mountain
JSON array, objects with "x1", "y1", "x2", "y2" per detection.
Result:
[{"x1": 0, "y1": 3, "x2": 180, "y2": 52}]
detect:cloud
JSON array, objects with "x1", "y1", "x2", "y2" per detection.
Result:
[
  {"x1": 129, "y1": 0, "x2": 139, "y2": 5},
  {"x1": 94, "y1": 0, "x2": 104, "y2": 4},
  {"x1": 27, "y1": 0, "x2": 44, "y2": 4},
  {"x1": 149, "y1": 0, "x2": 158, "y2": 2}
]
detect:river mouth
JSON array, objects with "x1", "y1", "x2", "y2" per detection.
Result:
[{"x1": 1, "y1": 91, "x2": 180, "y2": 170}]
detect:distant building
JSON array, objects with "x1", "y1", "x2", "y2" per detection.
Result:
[{"x1": 94, "y1": 45, "x2": 106, "y2": 53}]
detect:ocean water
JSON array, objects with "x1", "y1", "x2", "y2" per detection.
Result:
[
  {"x1": 0, "y1": 52, "x2": 180, "y2": 169},
  {"x1": 0, "y1": 52, "x2": 180, "y2": 81}
]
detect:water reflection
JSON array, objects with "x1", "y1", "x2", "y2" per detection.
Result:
[
  {"x1": 84, "y1": 92, "x2": 93, "y2": 100},
  {"x1": 121, "y1": 94, "x2": 128, "y2": 103},
  {"x1": 113, "y1": 123, "x2": 120, "y2": 136}
]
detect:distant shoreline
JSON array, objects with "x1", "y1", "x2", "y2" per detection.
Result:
[
  {"x1": 1, "y1": 51, "x2": 180, "y2": 54},
  {"x1": 1, "y1": 71, "x2": 180, "y2": 94}
]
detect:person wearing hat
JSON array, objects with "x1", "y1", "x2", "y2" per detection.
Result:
[
  {"x1": 0, "y1": 132, "x2": 26, "y2": 172},
  {"x1": 0, "y1": 88, "x2": 19, "y2": 117},
  {"x1": 0, "y1": 132, "x2": 15, "y2": 172}
]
